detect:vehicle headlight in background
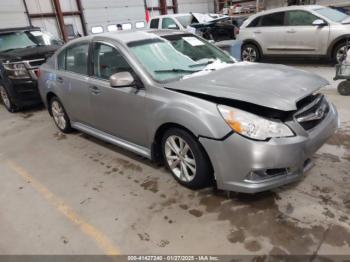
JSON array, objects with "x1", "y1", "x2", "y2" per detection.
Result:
[
  {"x1": 3, "y1": 63, "x2": 30, "y2": 78},
  {"x1": 217, "y1": 105, "x2": 294, "y2": 141}
]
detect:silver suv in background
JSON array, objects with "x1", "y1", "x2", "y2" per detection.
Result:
[{"x1": 238, "y1": 5, "x2": 350, "y2": 62}]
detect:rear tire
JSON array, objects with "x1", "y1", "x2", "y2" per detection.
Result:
[
  {"x1": 161, "y1": 128, "x2": 213, "y2": 190},
  {"x1": 338, "y1": 80, "x2": 350, "y2": 96},
  {"x1": 49, "y1": 97, "x2": 73, "y2": 133},
  {"x1": 0, "y1": 84, "x2": 18, "y2": 113},
  {"x1": 241, "y1": 44, "x2": 260, "y2": 62}
]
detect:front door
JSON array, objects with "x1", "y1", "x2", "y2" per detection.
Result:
[
  {"x1": 283, "y1": 10, "x2": 330, "y2": 55},
  {"x1": 88, "y1": 42, "x2": 147, "y2": 147}
]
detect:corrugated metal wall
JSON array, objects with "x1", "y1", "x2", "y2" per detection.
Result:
[{"x1": 0, "y1": 0, "x2": 29, "y2": 29}]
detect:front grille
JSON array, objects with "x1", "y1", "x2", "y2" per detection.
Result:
[
  {"x1": 28, "y1": 58, "x2": 46, "y2": 68},
  {"x1": 295, "y1": 94, "x2": 329, "y2": 131}
]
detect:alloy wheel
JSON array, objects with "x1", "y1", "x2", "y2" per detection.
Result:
[
  {"x1": 242, "y1": 47, "x2": 257, "y2": 62},
  {"x1": 164, "y1": 135, "x2": 197, "y2": 182},
  {"x1": 51, "y1": 101, "x2": 67, "y2": 130},
  {"x1": 336, "y1": 45, "x2": 349, "y2": 63},
  {"x1": 0, "y1": 85, "x2": 11, "y2": 109}
]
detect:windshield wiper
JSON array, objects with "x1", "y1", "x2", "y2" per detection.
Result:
[
  {"x1": 189, "y1": 60, "x2": 215, "y2": 67},
  {"x1": 154, "y1": 68, "x2": 200, "y2": 73}
]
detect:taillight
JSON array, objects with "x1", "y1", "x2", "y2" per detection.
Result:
[{"x1": 35, "y1": 68, "x2": 41, "y2": 78}]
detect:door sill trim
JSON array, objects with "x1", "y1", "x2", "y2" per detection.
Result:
[{"x1": 72, "y1": 122, "x2": 151, "y2": 159}]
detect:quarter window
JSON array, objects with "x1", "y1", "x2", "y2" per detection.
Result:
[
  {"x1": 261, "y1": 12, "x2": 285, "y2": 27},
  {"x1": 150, "y1": 18, "x2": 159, "y2": 29},
  {"x1": 65, "y1": 43, "x2": 89, "y2": 75},
  {"x1": 287, "y1": 11, "x2": 319, "y2": 26},
  {"x1": 57, "y1": 50, "x2": 66, "y2": 70},
  {"x1": 92, "y1": 43, "x2": 133, "y2": 80}
]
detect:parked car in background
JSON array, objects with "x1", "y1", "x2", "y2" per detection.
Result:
[
  {"x1": 0, "y1": 27, "x2": 63, "y2": 112},
  {"x1": 238, "y1": 5, "x2": 350, "y2": 63},
  {"x1": 38, "y1": 30, "x2": 338, "y2": 193},
  {"x1": 149, "y1": 13, "x2": 235, "y2": 42}
]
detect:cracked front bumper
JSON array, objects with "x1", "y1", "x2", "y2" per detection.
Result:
[{"x1": 200, "y1": 103, "x2": 339, "y2": 193}]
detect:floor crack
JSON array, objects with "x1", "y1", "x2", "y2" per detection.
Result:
[{"x1": 309, "y1": 224, "x2": 332, "y2": 262}]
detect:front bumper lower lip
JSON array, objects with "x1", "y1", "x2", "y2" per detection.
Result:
[{"x1": 199, "y1": 102, "x2": 339, "y2": 194}]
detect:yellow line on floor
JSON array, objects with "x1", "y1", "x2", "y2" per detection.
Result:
[{"x1": 6, "y1": 159, "x2": 120, "y2": 255}]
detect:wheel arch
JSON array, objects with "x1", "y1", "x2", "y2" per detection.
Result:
[
  {"x1": 327, "y1": 35, "x2": 350, "y2": 59},
  {"x1": 242, "y1": 39, "x2": 263, "y2": 57}
]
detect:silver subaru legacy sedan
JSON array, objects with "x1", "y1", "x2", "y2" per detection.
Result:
[{"x1": 38, "y1": 30, "x2": 339, "y2": 193}]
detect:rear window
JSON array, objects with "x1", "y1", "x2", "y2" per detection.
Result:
[
  {"x1": 150, "y1": 19, "x2": 159, "y2": 29},
  {"x1": 261, "y1": 12, "x2": 285, "y2": 26}
]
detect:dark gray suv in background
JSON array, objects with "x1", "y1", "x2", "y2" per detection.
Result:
[{"x1": 38, "y1": 30, "x2": 338, "y2": 193}]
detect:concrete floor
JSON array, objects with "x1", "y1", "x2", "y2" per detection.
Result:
[{"x1": 0, "y1": 63, "x2": 349, "y2": 256}]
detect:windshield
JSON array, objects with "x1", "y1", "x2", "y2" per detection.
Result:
[
  {"x1": 177, "y1": 15, "x2": 194, "y2": 28},
  {"x1": 128, "y1": 35, "x2": 234, "y2": 82},
  {"x1": 314, "y1": 7, "x2": 349, "y2": 22},
  {"x1": 0, "y1": 31, "x2": 62, "y2": 52}
]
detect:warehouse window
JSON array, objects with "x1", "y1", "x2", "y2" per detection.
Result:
[
  {"x1": 107, "y1": 25, "x2": 118, "y2": 32},
  {"x1": 150, "y1": 19, "x2": 159, "y2": 29},
  {"x1": 260, "y1": 12, "x2": 285, "y2": 27},
  {"x1": 136, "y1": 21, "x2": 146, "y2": 29},
  {"x1": 65, "y1": 43, "x2": 89, "y2": 75},
  {"x1": 91, "y1": 26, "x2": 104, "y2": 34},
  {"x1": 122, "y1": 23, "x2": 132, "y2": 30}
]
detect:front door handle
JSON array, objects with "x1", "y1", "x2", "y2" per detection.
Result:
[
  {"x1": 254, "y1": 30, "x2": 262, "y2": 34},
  {"x1": 89, "y1": 86, "x2": 101, "y2": 95},
  {"x1": 287, "y1": 29, "x2": 296, "y2": 33},
  {"x1": 57, "y1": 76, "x2": 64, "y2": 84}
]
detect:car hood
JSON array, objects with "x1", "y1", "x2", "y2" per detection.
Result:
[
  {"x1": 166, "y1": 62, "x2": 329, "y2": 111},
  {"x1": 0, "y1": 45, "x2": 60, "y2": 62}
]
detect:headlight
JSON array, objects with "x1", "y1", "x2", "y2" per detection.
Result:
[
  {"x1": 3, "y1": 63, "x2": 30, "y2": 78},
  {"x1": 217, "y1": 105, "x2": 294, "y2": 140}
]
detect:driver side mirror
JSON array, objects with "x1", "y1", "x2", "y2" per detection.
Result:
[
  {"x1": 110, "y1": 72, "x2": 135, "y2": 88},
  {"x1": 312, "y1": 19, "x2": 327, "y2": 27}
]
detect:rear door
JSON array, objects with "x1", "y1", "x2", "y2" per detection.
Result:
[
  {"x1": 257, "y1": 12, "x2": 287, "y2": 55},
  {"x1": 55, "y1": 42, "x2": 92, "y2": 124},
  {"x1": 284, "y1": 10, "x2": 330, "y2": 55}
]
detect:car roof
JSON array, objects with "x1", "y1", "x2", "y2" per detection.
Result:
[
  {"x1": 67, "y1": 30, "x2": 188, "y2": 46},
  {"x1": 248, "y1": 5, "x2": 325, "y2": 19}
]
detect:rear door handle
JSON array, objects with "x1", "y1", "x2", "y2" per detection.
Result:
[
  {"x1": 57, "y1": 76, "x2": 64, "y2": 83},
  {"x1": 89, "y1": 86, "x2": 101, "y2": 95},
  {"x1": 287, "y1": 29, "x2": 296, "y2": 33}
]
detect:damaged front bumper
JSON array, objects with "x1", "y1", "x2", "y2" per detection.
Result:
[{"x1": 199, "y1": 102, "x2": 339, "y2": 193}]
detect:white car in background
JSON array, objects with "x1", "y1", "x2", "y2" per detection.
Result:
[
  {"x1": 148, "y1": 13, "x2": 218, "y2": 31},
  {"x1": 238, "y1": 5, "x2": 350, "y2": 63}
]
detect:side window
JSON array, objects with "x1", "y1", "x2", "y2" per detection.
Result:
[
  {"x1": 92, "y1": 43, "x2": 133, "y2": 80},
  {"x1": 57, "y1": 50, "x2": 66, "y2": 70},
  {"x1": 261, "y1": 12, "x2": 285, "y2": 27},
  {"x1": 287, "y1": 11, "x2": 319, "y2": 26},
  {"x1": 247, "y1": 17, "x2": 261, "y2": 27},
  {"x1": 150, "y1": 19, "x2": 159, "y2": 29},
  {"x1": 65, "y1": 43, "x2": 89, "y2": 75},
  {"x1": 162, "y1": 18, "x2": 179, "y2": 29}
]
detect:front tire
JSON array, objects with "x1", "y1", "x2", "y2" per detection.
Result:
[
  {"x1": 338, "y1": 80, "x2": 350, "y2": 96},
  {"x1": 50, "y1": 97, "x2": 72, "y2": 133},
  {"x1": 241, "y1": 44, "x2": 260, "y2": 62},
  {"x1": 333, "y1": 42, "x2": 348, "y2": 64},
  {"x1": 161, "y1": 128, "x2": 213, "y2": 189},
  {"x1": 0, "y1": 84, "x2": 18, "y2": 113}
]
